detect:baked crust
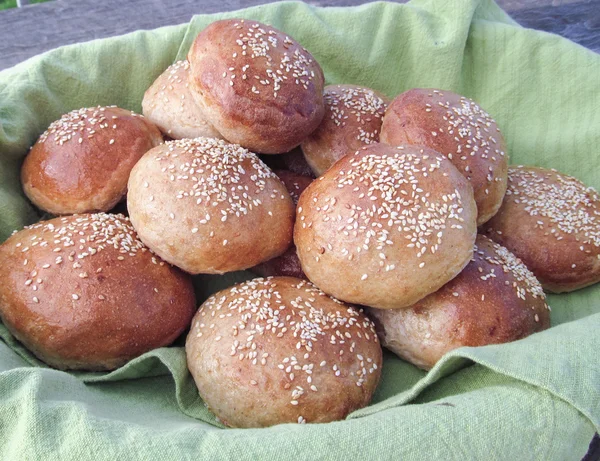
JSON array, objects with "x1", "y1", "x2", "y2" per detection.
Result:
[
  {"x1": 294, "y1": 144, "x2": 478, "y2": 309},
  {"x1": 185, "y1": 276, "x2": 382, "y2": 427},
  {"x1": 127, "y1": 138, "x2": 295, "y2": 274},
  {"x1": 22, "y1": 106, "x2": 163, "y2": 215},
  {"x1": 381, "y1": 89, "x2": 508, "y2": 225},
  {"x1": 0, "y1": 213, "x2": 196, "y2": 371},
  {"x1": 142, "y1": 60, "x2": 222, "y2": 140},
  {"x1": 301, "y1": 84, "x2": 389, "y2": 176},
  {"x1": 482, "y1": 166, "x2": 600, "y2": 292},
  {"x1": 369, "y1": 235, "x2": 550, "y2": 370},
  {"x1": 187, "y1": 19, "x2": 325, "y2": 154}
]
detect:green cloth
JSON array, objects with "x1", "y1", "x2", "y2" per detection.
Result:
[{"x1": 1, "y1": 0, "x2": 599, "y2": 458}]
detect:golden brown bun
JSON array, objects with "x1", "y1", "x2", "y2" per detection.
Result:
[
  {"x1": 0, "y1": 213, "x2": 196, "y2": 371},
  {"x1": 187, "y1": 19, "x2": 325, "y2": 154},
  {"x1": 21, "y1": 106, "x2": 163, "y2": 215},
  {"x1": 301, "y1": 84, "x2": 389, "y2": 176},
  {"x1": 142, "y1": 60, "x2": 223, "y2": 140},
  {"x1": 295, "y1": 144, "x2": 478, "y2": 310},
  {"x1": 380, "y1": 89, "x2": 508, "y2": 225},
  {"x1": 369, "y1": 235, "x2": 550, "y2": 370},
  {"x1": 185, "y1": 276, "x2": 382, "y2": 427},
  {"x1": 127, "y1": 138, "x2": 295, "y2": 274},
  {"x1": 252, "y1": 170, "x2": 313, "y2": 279},
  {"x1": 482, "y1": 166, "x2": 600, "y2": 292}
]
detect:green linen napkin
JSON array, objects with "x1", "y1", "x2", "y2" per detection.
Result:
[{"x1": 1, "y1": 0, "x2": 599, "y2": 459}]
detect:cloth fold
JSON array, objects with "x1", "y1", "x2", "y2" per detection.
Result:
[{"x1": 0, "y1": 0, "x2": 599, "y2": 459}]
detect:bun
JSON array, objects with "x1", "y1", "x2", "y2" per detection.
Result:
[
  {"x1": 0, "y1": 213, "x2": 196, "y2": 371},
  {"x1": 483, "y1": 166, "x2": 600, "y2": 292},
  {"x1": 187, "y1": 19, "x2": 325, "y2": 154},
  {"x1": 301, "y1": 84, "x2": 389, "y2": 176},
  {"x1": 380, "y1": 89, "x2": 508, "y2": 225},
  {"x1": 186, "y1": 276, "x2": 382, "y2": 427},
  {"x1": 127, "y1": 137, "x2": 295, "y2": 274},
  {"x1": 295, "y1": 143, "x2": 477, "y2": 309},
  {"x1": 142, "y1": 60, "x2": 222, "y2": 140},
  {"x1": 22, "y1": 106, "x2": 163, "y2": 215},
  {"x1": 369, "y1": 235, "x2": 550, "y2": 370}
]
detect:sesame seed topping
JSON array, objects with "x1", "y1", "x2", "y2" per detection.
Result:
[
  {"x1": 500, "y1": 166, "x2": 600, "y2": 250},
  {"x1": 38, "y1": 106, "x2": 126, "y2": 146}
]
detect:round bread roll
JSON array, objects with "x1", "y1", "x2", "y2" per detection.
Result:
[
  {"x1": 187, "y1": 19, "x2": 325, "y2": 154},
  {"x1": 294, "y1": 143, "x2": 478, "y2": 310},
  {"x1": 142, "y1": 60, "x2": 222, "y2": 140},
  {"x1": 380, "y1": 89, "x2": 508, "y2": 225},
  {"x1": 252, "y1": 170, "x2": 313, "y2": 279},
  {"x1": 483, "y1": 166, "x2": 600, "y2": 292},
  {"x1": 22, "y1": 106, "x2": 163, "y2": 215},
  {"x1": 186, "y1": 276, "x2": 382, "y2": 427},
  {"x1": 127, "y1": 137, "x2": 295, "y2": 274},
  {"x1": 301, "y1": 84, "x2": 389, "y2": 176},
  {"x1": 369, "y1": 235, "x2": 550, "y2": 370},
  {"x1": 0, "y1": 213, "x2": 196, "y2": 371}
]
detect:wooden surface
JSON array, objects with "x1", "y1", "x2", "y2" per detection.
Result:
[
  {"x1": 0, "y1": 0, "x2": 599, "y2": 458},
  {"x1": 0, "y1": 0, "x2": 599, "y2": 70}
]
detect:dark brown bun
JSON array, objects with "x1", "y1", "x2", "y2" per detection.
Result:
[
  {"x1": 142, "y1": 60, "x2": 223, "y2": 140},
  {"x1": 21, "y1": 106, "x2": 163, "y2": 215},
  {"x1": 0, "y1": 213, "x2": 196, "y2": 371},
  {"x1": 185, "y1": 276, "x2": 382, "y2": 427},
  {"x1": 260, "y1": 147, "x2": 315, "y2": 178},
  {"x1": 301, "y1": 84, "x2": 389, "y2": 176},
  {"x1": 369, "y1": 235, "x2": 550, "y2": 370},
  {"x1": 252, "y1": 169, "x2": 313, "y2": 279},
  {"x1": 380, "y1": 89, "x2": 508, "y2": 225},
  {"x1": 294, "y1": 144, "x2": 478, "y2": 309},
  {"x1": 273, "y1": 169, "x2": 313, "y2": 206},
  {"x1": 483, "y1": 166, "x2": 600, "y2": 292},
  {"x1": 187, "y1": 19, "x2": 325, "y2": 154},
  {"x1": 127, "y1": 137, "x2": 295, "y2": 274}
]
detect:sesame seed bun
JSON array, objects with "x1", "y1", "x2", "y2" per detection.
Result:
[
  {"x1": 185, "y1": 276, "x2": 382, "y2": 428},
  {"x1": 369, "y1": 235, "x2": 550, "y2": 370},
  {"x1": 127, "y1": 137, "x2": 295, "y2": 274},
  {"x1": 0, "y1": 213, "x2": 196, "y2": 371},
  {"x1": 252, "y1": 169, "x2": 313, "y2": 279},
  {"x1": 301, "y1": 84, "x2": 389, "y2": 176},
  {"x1": 187, "y1": 19, "x2": 325, "y2": 154},
  {"x1": 142, "y1": 60, "x2": 223, "y2": 140},
  {"x1": 380, "y1": 89, "x2": 508, "y2": 225},
  {"x1": 21, "y1": 106, "x2": 163, "y2": 215},
  {"x1": 294, "y1": 143, "x2": 478, "y2": 310},
  {"x1": 483, "y1": 166, "x2": 600, "y2": 292}
]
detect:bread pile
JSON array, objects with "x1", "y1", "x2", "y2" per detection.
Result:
[{"x1": 1, "y1": 18, "x2": 598, "y2": 429}]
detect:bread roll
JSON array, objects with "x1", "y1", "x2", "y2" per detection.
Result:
[
  {"x1": 483, "y1": 166, "x2": 600, "y2": 292},
  {"x1": 22, "y1": 106, "x2": 163, "y2": 215},
  {"x1": 187, "y1": 19, "x2": 325, "y2": 153},
  {"x1": 127, "y1": 137, "x2": 295, "y2": 274},
  {"x1": 380, "y1": 89, "x2": 508, "y2": 225},
  {"x1": 301, "y1": 84, "x2": 389, "y2": 176},
  {"x1": 186, "y1": 276, "x2": 382, "y2": 427},
  {"x1": 0, "y1": 213, "x2": 196, "y2": 371},
  {"x1": 295, "y1": 144, "x2": 478, "y2": 309},
  {"x1": 142, "y1": 60, "x2": 222, "y2": 140},
  {"x1": 369, "y1": 235, "x2": 550, "y2": 370}
]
